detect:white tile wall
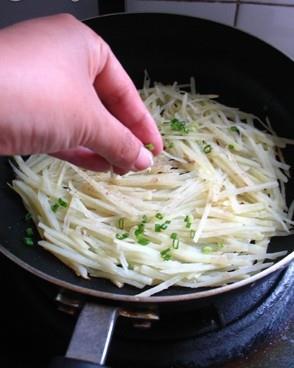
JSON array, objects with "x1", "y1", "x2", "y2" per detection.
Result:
[
  {"x1": 237, "y1": 4, "x2": 294, "y2": 59},
  {"x1": 126, "y1": 0, "x2": 237, "y2": 26}
]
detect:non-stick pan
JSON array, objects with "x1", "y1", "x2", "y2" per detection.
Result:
[{"x1": 0, "y1": 13, "x2": 293, "y2": 368}]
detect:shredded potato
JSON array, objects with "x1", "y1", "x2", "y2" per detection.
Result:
[{"x1": 11, "y1": 78, "x2": 294, "y2": 296}]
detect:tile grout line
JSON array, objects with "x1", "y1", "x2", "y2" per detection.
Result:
[{"x1": 234, "y1": 0, "x2": 240, "y2": 26}]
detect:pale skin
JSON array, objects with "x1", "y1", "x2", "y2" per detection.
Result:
[{"x1": 0, "y1": 14, "x2": 163, "y2": 172}]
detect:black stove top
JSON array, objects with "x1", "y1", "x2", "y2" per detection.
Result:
[{"x1": 0, "y1": 254, "x2": 293, "y2": 368}]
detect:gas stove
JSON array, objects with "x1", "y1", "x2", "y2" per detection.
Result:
[{"x1": 0, "y1": 254, "x2": 293, "y2": 368}]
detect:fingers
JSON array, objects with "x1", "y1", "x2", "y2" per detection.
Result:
[
  {"x1": 93, "y1": 42, "x2": 163, "y2": 155},
  {"x1": 51, "y1": 147, "x2": 111, "y2": 172},
  {"x1": 84, "y1": 95, "x2": 154, "y2": 171},
  {"x1": 51, "y1": 147, "x2": 141, "y2": 174}
]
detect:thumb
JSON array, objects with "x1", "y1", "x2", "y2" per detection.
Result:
[{"x1": 84, "y1": 96, "x2": 154, "y2": 171}]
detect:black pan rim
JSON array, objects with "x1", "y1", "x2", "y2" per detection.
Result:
[
  {"x1": 84, "y1": 12, "x2": 294, "y2": 63},
  {"x1": 0, "y1": 243, "x2": 292, "y2": 303}
]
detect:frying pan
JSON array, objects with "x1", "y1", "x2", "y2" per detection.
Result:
[{"x1": 0, "y1": 13, "x2": 294, "y2": 368}]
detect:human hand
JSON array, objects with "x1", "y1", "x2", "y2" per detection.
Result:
[{"x1": 0, "y1": 14, "x2": 163, "y2": 172}]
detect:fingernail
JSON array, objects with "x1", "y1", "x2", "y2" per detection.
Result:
[{"x1": 133, "y1": 146, "x2": 154, "y2": 171}]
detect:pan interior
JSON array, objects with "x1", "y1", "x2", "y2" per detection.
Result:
[{"x1": 1, "y1": 13, "x2": 294, "y2": 299}]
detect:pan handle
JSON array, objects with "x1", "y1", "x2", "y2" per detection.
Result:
[{"x1": 49, "y1": 302, "x2": 118, "y2": 368}]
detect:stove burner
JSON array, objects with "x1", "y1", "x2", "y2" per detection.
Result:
[{"x1": 1, "y1": 255, "x2": 293, "y2": 368}]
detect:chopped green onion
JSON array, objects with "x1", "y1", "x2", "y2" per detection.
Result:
[
  {"x1": 115, "y1": 233, "x2": 129, "y2": 240},
  {"x1": 155, "y1": 224, "x2": 162, "y2": 232},
  {"x1": 51, "y1": 198, "x2": 68, "y2": 212},
  {"x1": 184, "y1": 215, "x2": 193, "y2": 223},
  {"x1": 51, "y1": 203, "x2": 59, "y2": 213},
  {"x1": 134, "y1": 222, "x2": 150, "y2": 245},
  {"x1": 57, "y1": 198, "x2": 68, "y2": 208},
  {"x1": 203, "y1": 144, "x2": 212, "y2": 154},
  {"x1": 25, "y1": 213, "x2": 32, "y2": 221},
  {"x1": 160, "y1": 248, "x2": 172, "y2": 261},
  {"x1": 142, "y1": 215, "x2": 148, "y2": 224},
  {"x1": 190, "y1": 229, "x2": 196, "y2": 239},
  {"x1": 172, "y1": 238, "x2": 180, "y2": 249},
  {"x1": 167, "y1": 142, "x2": 174, "y2": 149},
  {"x1": 137, "y1": 236, "x2": 150, "y2": 246},
  {"x1": 145, "y1": 143, "x2": 154, "y2": 151},
  {"x1": 228, "y1": 144, "x2": 235, "y2": 150},
  {"x1": 26, "y1": 227, "x2": 33, "y2": 237},
  {"x1": 24, "y1": 237, "x2": 34, "y2": 246},
  {"x1": 202, "y1": 245, "x2": 213, "y2": 254},
  {"x1": 160, "y1": 223, "x2": 168, "y2": 230},
  {"x1": 230, "y1": 126, "x2": 240, "y2": 134},
  {"x1": 170, "y1": 118, "x2": 183, "y2": 130},
  {"x1": 184, "y1": 214, "x2": 193, "y2": 228},
  {"x1": 170, "y1": 118, "x2": 189, "y2": 134},
  {"x1": 170, "y1": 232, "x2": 178, "y2": 240},
  {"x1": 135, "y1": 223, "x2": 144, "y2": 236},
  {"x1": 118, "y1": 218, "x2": 125, "y2": 230},
  {"x1": 155, "y1": 220, "x2": 170, "y2": 232},
  {"x1": 155, "y1": 213, "x2": 164, "y2": 220}
]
